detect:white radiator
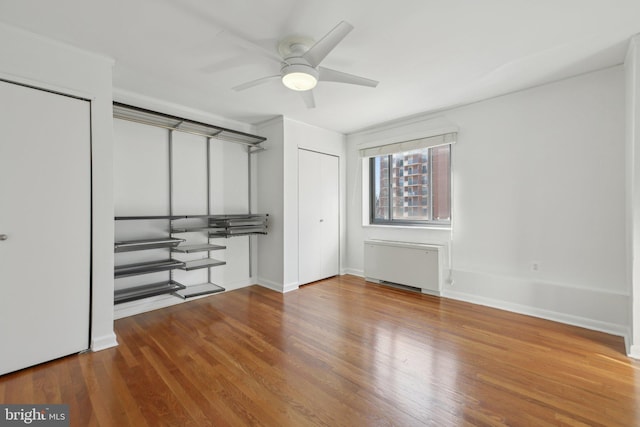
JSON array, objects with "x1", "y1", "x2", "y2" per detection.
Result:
[{"x1": 364, "y1": 240, "x2": 444, "y2": 295}]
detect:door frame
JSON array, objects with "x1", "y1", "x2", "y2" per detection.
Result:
[
  {"x1": 0, "y1": 78, "x2": 93, "y2": 353},
  {"x1": 297, "y1": 147, "x2": 341, "y2": 286}
]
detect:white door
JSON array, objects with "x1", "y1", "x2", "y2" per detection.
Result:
[
  {"x1": 0, "y1": 81, "x2": 91, "y2": 375},
  {"x1": 298, "y1": 149, "x2": 339, "y2": 285}
]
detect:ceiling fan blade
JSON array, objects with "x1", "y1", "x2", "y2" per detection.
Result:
[
  {"x1": 318, "y1": 67, "x2": 378, "y2": 87},
  {"x1": 217, "y1": 30, "x2": 286, "y2": 65},
  {"x1": 300, "y1": 90, "x2": 316, "y2": 108},
  {"x1": 303, "y1": 21, "x2": 354, "y2": 67},
  {"x1": 232, "y1": 75, "x2": 280, "y2": 91}
]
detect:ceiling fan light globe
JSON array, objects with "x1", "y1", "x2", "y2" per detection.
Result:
[{"x1": 282, "y1": 72, "x2": 317, "y2": 91}]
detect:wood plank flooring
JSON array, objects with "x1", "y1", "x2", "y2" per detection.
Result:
[{"x1": 1, "y1": 275, "x2": 639, "y2": 426}]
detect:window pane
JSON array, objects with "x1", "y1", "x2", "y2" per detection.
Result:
[
  {"x1": 372, "y1": 156, "x2": 389, "y2": 220},
  {"x1": 392, "y1": 148, "x2": 430, "y2": 220},
  {"x1": 369, "y1": 144, "x2": 451, "y2": 226},
  {"x1": 431, "y1": 145, "x2": 451, "y2": 221}
]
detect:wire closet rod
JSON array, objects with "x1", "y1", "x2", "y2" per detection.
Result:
[{"x1": 113, "y1": 102, "x2": 267, "y2": 148}]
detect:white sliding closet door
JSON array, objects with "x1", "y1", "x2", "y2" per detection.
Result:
[
  {"x1": 0, "y1": 80, "x2": 91, "y2": 375},
  {"x1": 298, "y1": 149, "x2": 339, "y2": 285}
]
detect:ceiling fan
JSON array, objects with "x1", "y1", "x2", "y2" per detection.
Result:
[{"x1": 225, "y1": 21, "x2": 379, "y2": 108}]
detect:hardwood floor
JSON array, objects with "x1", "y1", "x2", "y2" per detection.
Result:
[{"x1": 1, "y1": 275, "x2": 639, "y2": 426}]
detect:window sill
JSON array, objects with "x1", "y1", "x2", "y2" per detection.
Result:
[{"x1": 363, "y1": 223, "x2": 452, "y2": 231}]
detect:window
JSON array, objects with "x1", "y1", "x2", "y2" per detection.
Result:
[{"x1": 370, "y1": 144, "x2": 451, "y2": 226}]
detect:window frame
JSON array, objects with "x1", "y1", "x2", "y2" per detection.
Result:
[{"x1": 368, "y1": 144, "x2": 452, "y2": 227}]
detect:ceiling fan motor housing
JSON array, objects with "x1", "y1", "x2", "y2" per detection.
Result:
[{"x1": 280, "y1": 57, "x2": 319, "y2": 91}]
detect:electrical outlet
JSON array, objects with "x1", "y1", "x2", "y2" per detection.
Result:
[{"x1": 531, "y1": 261, "x2": 540, "y2": 272}]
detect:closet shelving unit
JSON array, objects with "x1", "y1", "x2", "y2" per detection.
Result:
[
  {"x1": 113, "y1": 103, "x2": 268, "y2": 305},
  {"x1": 113, "y1": 215, "x2": 187, "y2": 304}
]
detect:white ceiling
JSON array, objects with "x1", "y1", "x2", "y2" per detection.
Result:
[{"x1": 1, "y1": 0, "x2": 639, "y2": 133}]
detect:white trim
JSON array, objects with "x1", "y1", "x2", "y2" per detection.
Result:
[
  {"x1": 622, "y1": 327, "x2": 632, "y2": 356},
  {"x1": 0, "y1": 70, "x2": 97, "y2": 103},
  {"x1": 343, "y1": 268, "x2": 364, "y2": 277},
  {"x1": 445, "y1": 289, "x2": 627, "y2": 338},
  {"x1": 443, "y1": 268, "x2": 628, "y2": 337},
  {"x1": 257, "y1": 277, "x2": 283, "y2": 293},
  {"x1": 256, "y1": 278, "x2": 299, "y2": 293},
  {"x1": 91, "y1": 333, "x2": 118, "y2": 352},
  {"x1": 297, "y1": 147, "x2": 342, "y2": 291},
  {"x1": 629, "y1": 344, "x2": 640, "y2": 359},
  {"x1": 283, "y1": 282, "x2": 300, "y2": 293}
]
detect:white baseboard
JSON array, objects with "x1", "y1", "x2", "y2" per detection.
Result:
[
  {"x1": 257, "y1": 277, "x2": 283, "y2": 293},
  {"x1": 629, "y1": 344, "x2": 640, "y2": 360},
  {"x1": 283, "y1": 282, "x2": 299, "y2": 293},
  {"x1": 444, "y1": 269, "x2": 629, "y2": 338},
  {"x1": 446, "y1": 289, "x2": 626, "y2": 337},
  {"x1": 91, "y1": 332, "x2": 118, "y2": 351},
  {"x1": 343, "y1": 268, "x2": 364, "y2": 277},
  {"x1": 256, "y1": 277, "x2": 299, "y2": 293}
]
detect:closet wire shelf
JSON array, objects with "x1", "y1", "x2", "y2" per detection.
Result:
[
  {"x1": 114, "y1": 259, "x2": 185, "y2": 278},
  {"x1": 172, "y1": 283, "x2": 225, "y2": 300},
  {"x1": 115, "y1": 237, "x2": 185, "y2": 252},
  {"x1": 171, "y1": 243, "x2": 226, "y2": 253},
  {"x1": 113, "y1": 103, "x2": 266, "y2": 148},
  {"x1": 181, "y1": 258, "x2": 226, "y2": 271},
  {"x1": 114, "y1": 280, "x2": 186, "y2": 304},
  {"x1": 171, "y1": 214, "x2": 269, "y2": 237}
]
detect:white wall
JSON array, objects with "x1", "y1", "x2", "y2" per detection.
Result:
[
  {"x1": 0, "y1": 23, "x2": 117, "y2": 350},
  {"x1": 256, "y1": 116, "x2": 346, "y2": 292},
  {"x1": 626, "y1": 36, "x2": 640, "y2": 358},
  {"x1": 347, "y1": 66, "x2": 628, "y2": 336},
  {"x1": 113, "y1": 114, "x2": 256, "y2": 318},
  {"x1": 256, "y1": 117, "x2": 286, "y2": 291}
]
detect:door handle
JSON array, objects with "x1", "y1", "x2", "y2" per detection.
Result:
[
  {"x1": 0, "y1": 234, "x2": 7, "y2": 241},
  {"x1": 319, "y1": 219, "x2": 324, "y2": 222}
]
